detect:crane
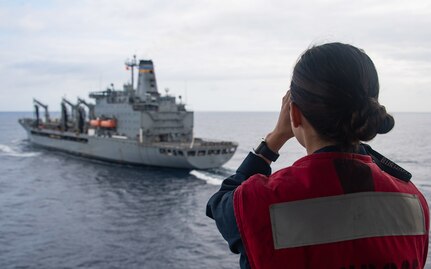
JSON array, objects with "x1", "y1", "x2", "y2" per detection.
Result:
[
  {"x1": 33, "y1": 98, "x2": 50, "y2": 123},
  {"x1": 62, "y1": 98, "x2": 78, "y2": 119},
  {"x1": 62, "y1": 97, "x2": 87, "y2": 133},
  {"x1": 77, "y1": 97, "x2": 95, "y2": 120}
]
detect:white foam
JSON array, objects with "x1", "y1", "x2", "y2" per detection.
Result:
[
  {"x1": 0, "y1": 144, "x2": 14, "y2": 154},
  {"x1": 0, "y1": 144, "x2": 40, "y2": 158},
  {"x1": 190, "y1": 170, "x2": 223, "y2": 185}
]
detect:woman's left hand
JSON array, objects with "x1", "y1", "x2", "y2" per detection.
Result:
[{"x1": 265, "y1": 91, "x2": 294, "y2": 153}]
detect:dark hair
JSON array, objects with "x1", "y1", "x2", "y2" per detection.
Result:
[{"x1": 290, "y1": 42, "x2": 394, "y2": 150}]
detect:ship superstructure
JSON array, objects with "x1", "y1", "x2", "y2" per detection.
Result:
[{"x1": 19, "y1": 56, "x2": 237, "y2": 169}]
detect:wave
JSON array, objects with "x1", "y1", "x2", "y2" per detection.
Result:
[
  {"x1": 0, "y1": 144, "x2": 40, "y2": 158},
  {"x1": 189, "y1": 170, "x2": 223, "y2": 185}
]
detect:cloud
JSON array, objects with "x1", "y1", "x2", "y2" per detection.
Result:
[{"x1": 0, "y1": 0, "x2": 430, "y2": 111}]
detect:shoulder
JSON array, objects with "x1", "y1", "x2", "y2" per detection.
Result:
[
  {"x1": 239, "y1": 166, "x2": 295, "y2": 192},
  {"x1": 235, "y1": 153, "x2": 368, "y2": 202},
  {"x1": 236, "y1": 154, "x2": 328, "y2": 195}
]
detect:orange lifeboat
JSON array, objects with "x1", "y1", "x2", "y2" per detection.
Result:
[
  {"x1": 100, "y1": 119, "x2": 117, "y2": 128},
  {"x1": 90, "y1": 118, "x2": 101, "y2": 127}
]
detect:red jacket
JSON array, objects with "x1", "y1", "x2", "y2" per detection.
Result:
[{"x1": 234, "y1": 152, "x2": 429, "y2": 269}]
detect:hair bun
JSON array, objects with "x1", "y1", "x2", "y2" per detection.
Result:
[{"x1": 350, "y1": 98, "x2": 394, "y2": 142}]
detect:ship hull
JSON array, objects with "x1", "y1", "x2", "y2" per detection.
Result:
[{"x1": 19, "y1": 122, "x2": 236, "y2": 170}]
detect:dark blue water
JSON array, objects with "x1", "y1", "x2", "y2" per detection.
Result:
[{"x1": 0, "y1": 112, "x2": 430, "y2": 268}]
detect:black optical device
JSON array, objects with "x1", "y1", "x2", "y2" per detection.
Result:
[{"x1": 362, "y1": 143, "x2": 412, "y2": 182}]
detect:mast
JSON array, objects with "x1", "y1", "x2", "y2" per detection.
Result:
[{"x1": 125, "y1": 55, "x2": 137, "y2": 90}]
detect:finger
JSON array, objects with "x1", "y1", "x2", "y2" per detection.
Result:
[
  {"x1": 282, "y1": 90, "x2": 291, "y2": 102},
  {"x1": 285, "y1": 90, "x2": 291, "y2": 102},
  {"x1": 282, "y1": 93, "x2": 289, "y2": 104}
]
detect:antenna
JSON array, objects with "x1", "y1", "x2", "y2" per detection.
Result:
[{"x1": 184, "y1": 80, "x2": 188, "y2": 104}]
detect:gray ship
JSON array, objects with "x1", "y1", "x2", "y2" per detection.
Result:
[{"x1": 18, "y1": 56, "x2": 237, "y2": 169}]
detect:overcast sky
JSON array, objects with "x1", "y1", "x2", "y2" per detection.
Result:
[{"x1": 1, "y1": 0, "x2": 430, "y2": 112}]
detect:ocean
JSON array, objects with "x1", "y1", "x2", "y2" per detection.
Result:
[{"x1": 0, "y1": 112, "x2": 430, "y2": 269}]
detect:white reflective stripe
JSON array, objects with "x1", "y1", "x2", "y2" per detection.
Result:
[{"x1": 269, "y1": 192, "x2": 426, "y2": 249}]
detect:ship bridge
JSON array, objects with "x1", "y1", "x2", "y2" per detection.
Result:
[{"x1": 88, "y1": 57, "x2": 193, "y2": 143}]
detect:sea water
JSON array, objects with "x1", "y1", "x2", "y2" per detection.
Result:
[{"x1": 0, "y1": 112, "x2": 430, "y2": 268}]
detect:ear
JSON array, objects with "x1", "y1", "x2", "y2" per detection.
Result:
[{"x1": 290, "y1": 102, "x2": 302, "y2": 128}]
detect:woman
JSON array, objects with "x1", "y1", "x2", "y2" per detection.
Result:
[{"x1": 206, "y1": 43, "x2": 429, "y2": 269}]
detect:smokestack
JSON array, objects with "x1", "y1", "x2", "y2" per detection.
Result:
[{"x1": 137, "y1": 60, "x2": 158, "y2": 100}]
